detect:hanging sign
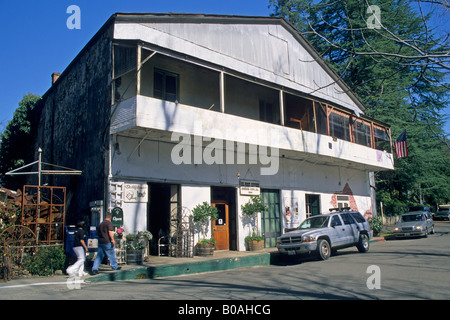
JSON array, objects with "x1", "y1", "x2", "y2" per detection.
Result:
[
  {"x1": 111, "y1": 207, "x2": 124, "y2": 227},
  {"x1": 124, "y1": 184, "x2": 148, "y2": 203}
]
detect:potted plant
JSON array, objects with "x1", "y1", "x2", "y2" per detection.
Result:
[
  {"x1": 115, "y1": 227, "x2": 125, "y2": 239},
  {"x1": 241, "y1": 196, "x2": 268, "y2": 251},
  {"x1": 196, "y1": 238, "x2": 216, "y2": 256},
  {"x1": 136, "y1": 230, "x2": 153, "y2": 256},
  {"x1": 125, "y1": 234, "x2": 145, "y2": 265},
  {"x1": 193, "y1": 202, "x2": 219, "y2": 256}
]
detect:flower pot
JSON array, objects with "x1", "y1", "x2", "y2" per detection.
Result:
[
  {"x1": 247, "y1": 240, "x2": 264, "y2": 251},
  {"x1": 126, "y1": 250, "x2": 144, "y2": 265},
  {"x1": 197, "y1": 245, "x2": 214, "y2": 256}
]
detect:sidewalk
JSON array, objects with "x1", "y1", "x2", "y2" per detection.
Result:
[
  {"x1": 87, "y1": 235, "x2": 387, "y2": 283},
  {"x1": 0, "y1": 236, "x2": 387, "y2": 287}
]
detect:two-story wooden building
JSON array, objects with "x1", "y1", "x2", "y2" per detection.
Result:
[{"x1": 34, "y1": 13, "x2": 393, "y2": 253}]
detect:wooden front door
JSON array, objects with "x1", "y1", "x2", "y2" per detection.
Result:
[{"x1": 212, "y1": 202, "x2": 229, "y2": 251}]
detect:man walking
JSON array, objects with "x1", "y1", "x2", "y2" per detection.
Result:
[{"x1": 91, "y1": 212, "x2": 121, "y2": 274}]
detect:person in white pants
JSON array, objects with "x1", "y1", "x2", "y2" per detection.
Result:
[{"x1": 66, "y1": 221, "x2": 89, "y2": 277}]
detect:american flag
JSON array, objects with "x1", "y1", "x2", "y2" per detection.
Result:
[{"x1": 394, "y1": 129, "x2": 408, "y2": 158}]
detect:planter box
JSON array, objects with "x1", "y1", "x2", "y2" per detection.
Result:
[
  {"x1": 197, "y1": 245, "x2": 214, "y2": 256},
  {"x1": 247, "y1": 240, "x2": 264, "y2": 251},
  {"x1": 126, "y1": 250, "x2": 144, "y2": 265}
]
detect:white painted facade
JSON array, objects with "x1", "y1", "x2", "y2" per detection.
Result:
[{"x1": 106, "y1": 14, "x2": 394, "y2": 252}]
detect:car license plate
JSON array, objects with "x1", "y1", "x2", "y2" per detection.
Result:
[
  {"x1": 287, "y1": 249, "x2": 295, "y2": 256},
  {"x1": 404, "y1": 233, "x2": 410, "y2": 236}
]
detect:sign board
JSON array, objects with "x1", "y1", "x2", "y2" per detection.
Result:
[
  {"x1": 87, "y1": 238, "x2": 98, "y2": 249},
  {"x1": 239, "y1": 180, "x2": 260, "y2": 196},
  {"x1": 111, "y1": 207, "x2": 124, "y2": 227},
  {"x1": 239, "y1": 186, "x2": 261, "y2": 196},
  {"x1": 124, "y1": 183, "x2": 148, "y2": 203}
]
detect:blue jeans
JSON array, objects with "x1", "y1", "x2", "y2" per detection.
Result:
[{"x1": 92, "y1": 242, "x2": 119, "y2": 271}]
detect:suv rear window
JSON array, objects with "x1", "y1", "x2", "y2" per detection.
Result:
[
  {"x1": 350, "y1": 212, "x2": 366, "y2": 223},
  {"x1": 340, "y1": 213, "x2": 355, "y2": 225}
]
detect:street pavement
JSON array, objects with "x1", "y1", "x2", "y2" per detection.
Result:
[{"x1": 1, "y1": 222, "x2": 449, "y2": 301}]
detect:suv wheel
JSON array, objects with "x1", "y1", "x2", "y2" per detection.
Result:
[
  {"x1": 357, "y1": 234, "x2": 370, "y2": 253},
  {"x1": 317, "y1": 239, "x2": 331, "y2": 260}
]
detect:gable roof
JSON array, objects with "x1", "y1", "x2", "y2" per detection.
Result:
[{"x1": 113, "y1": 13, "x2": 366, "y2": 116}]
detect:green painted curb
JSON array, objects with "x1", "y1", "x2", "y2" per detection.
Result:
[{"x1": 86, "y1": 252, "x2": 272, "y2": 282}]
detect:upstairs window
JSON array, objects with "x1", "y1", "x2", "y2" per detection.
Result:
[
  {"x1": 154, "y1": 68, "x2": 178, "y2": 102},
  {"x1": 329, "y1": 111, "x2": 351, "y2": 141},
  {"x1": 373, "y1": 125, "x2": 390, "y2": 151},
  {"x1": 354, "y1": 119, "x2": 372, "y2": 147},
  {"x1": 284, "y1": 93, "x2": 315, "y2": 132},
  {"x1": 259, "y1": 100, "x2": 277, "y2": 124}
]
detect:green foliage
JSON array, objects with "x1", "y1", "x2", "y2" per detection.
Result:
[
  {"x1": 125, "y1": 232, "x2": 152, "y2": 251},
  {"x1": 241, "y1": 196, "x2": 268, "y2": 217},
  {"x1": 245, "y1": 232, "x2": 264, "y2": 243},
  {"x1": 271, "y1": 0, "x2": 450, "y2": 210},
  {"x1": 368, "y1": 216, "x2": 384, "y2": 236},
  {"x1": 193, "y1": 202, "x2": 219, "y2": 239},
  {"x1": 22, "y1": 245, "x2": 66, "y2": 276},
  {"x1": 0, "y1": 94, "x2": 42, "y2": 188},
  {"x1": 198, "y1": 238, "x2": 216, "y2": 245},
  {"x1": 192, "y1": 202, "x2": 219, "y2": 223}
]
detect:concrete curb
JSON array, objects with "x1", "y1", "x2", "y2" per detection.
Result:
[
  {"x1": 86, "y1": 237, "x2": 387, "y2": 282},
  {"x1": 86, "y1": 252, "x2": 272, "y2": 282}
]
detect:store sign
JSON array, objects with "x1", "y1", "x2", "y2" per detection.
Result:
[
  {"x1": 111, "y1": 207, "x2": 123, "y2": 227},
  {"x1": 240, "y1": 186, "x2": 261, "y2": 196},
  {"x1": 124, "y1": 184, "x2": 148, "y2": 203},
  {"x1": 239, "y1": 180, "x2": 260, "y2": 196}
]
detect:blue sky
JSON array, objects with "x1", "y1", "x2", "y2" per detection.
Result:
[{"x1": 0, "y1": 0, "x2": 448, "y2": 135}]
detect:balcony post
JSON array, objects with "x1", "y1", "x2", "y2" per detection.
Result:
[
  {"x1": 220, "y1": 71, "x2": 225, "y2": 113},
  {"x1": 279, "y1": 90, "x2": 284, "y2": 126},
  {"x1": 136, "y1": 44, "x2": 141, "y2": 96}
]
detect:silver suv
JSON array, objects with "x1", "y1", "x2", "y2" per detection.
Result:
[{"x1": 277, "y1": 209, "x2": 372, "y2": 260}]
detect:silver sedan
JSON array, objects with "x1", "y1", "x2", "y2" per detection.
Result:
[{"x1": 393, "y1": 212, "x2": 435, "y2": 238}]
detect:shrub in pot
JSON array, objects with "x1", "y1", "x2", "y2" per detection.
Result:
[
  {"x1": 241, "y1": 196, "x2": 268, "y2": 250},
  {"x1": 193, "y1": 202, "x2": 219, "y2": 256}
]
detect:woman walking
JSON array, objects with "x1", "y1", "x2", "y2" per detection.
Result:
[{"x1": 66, "y1": 221, "x2": 89, "y2": 277}]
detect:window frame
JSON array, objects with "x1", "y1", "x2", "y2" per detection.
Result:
[{"x1": 153, "y1": 68, "x2": 179, "y2": 103}]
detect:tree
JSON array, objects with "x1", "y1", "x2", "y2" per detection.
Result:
[
  {"x1": 270, "y1": 0, "x2": 450, "y2": 210},
  {"x1": 192, "y1": 202, "x2": 219, "y2": 240},
  {"x1": 0, "y1": 94, "x2": 42, "y2": 189}
]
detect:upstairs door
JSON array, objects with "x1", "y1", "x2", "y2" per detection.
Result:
[{"x1": 212, "y1": 202, "x2": 229, "y2": 251}]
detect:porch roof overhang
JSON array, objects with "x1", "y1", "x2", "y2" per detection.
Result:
[{"x1": 111, "y1": 95, "x2": 394, "y2": 173}]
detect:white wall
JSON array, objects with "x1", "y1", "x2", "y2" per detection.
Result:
[
  {"x1": 181, "y1": 185, "x2": 211, "y2": 244},
  {"x1": 115, "y1": 181, "x2": 148, "y2": 235},
  {"x1": 111, "y1": 135, "x2": 374, "y2": 250}
]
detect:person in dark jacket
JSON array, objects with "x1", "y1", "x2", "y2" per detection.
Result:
[{"x1": 66, "y1": 221, "x2": 89, "y2": 277}]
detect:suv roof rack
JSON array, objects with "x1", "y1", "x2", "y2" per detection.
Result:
[{"x1": 329, "y1": 207, "x2": 351, "y2": 212}]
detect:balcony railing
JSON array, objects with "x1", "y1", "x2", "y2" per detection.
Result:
[{"x1": 111, "y1": 43, "x2": 393, "y2": 171}]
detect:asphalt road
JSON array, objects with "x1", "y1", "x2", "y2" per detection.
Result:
[{"x1": 1, "y1": 222, "x2": 449, "y2": 302}]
